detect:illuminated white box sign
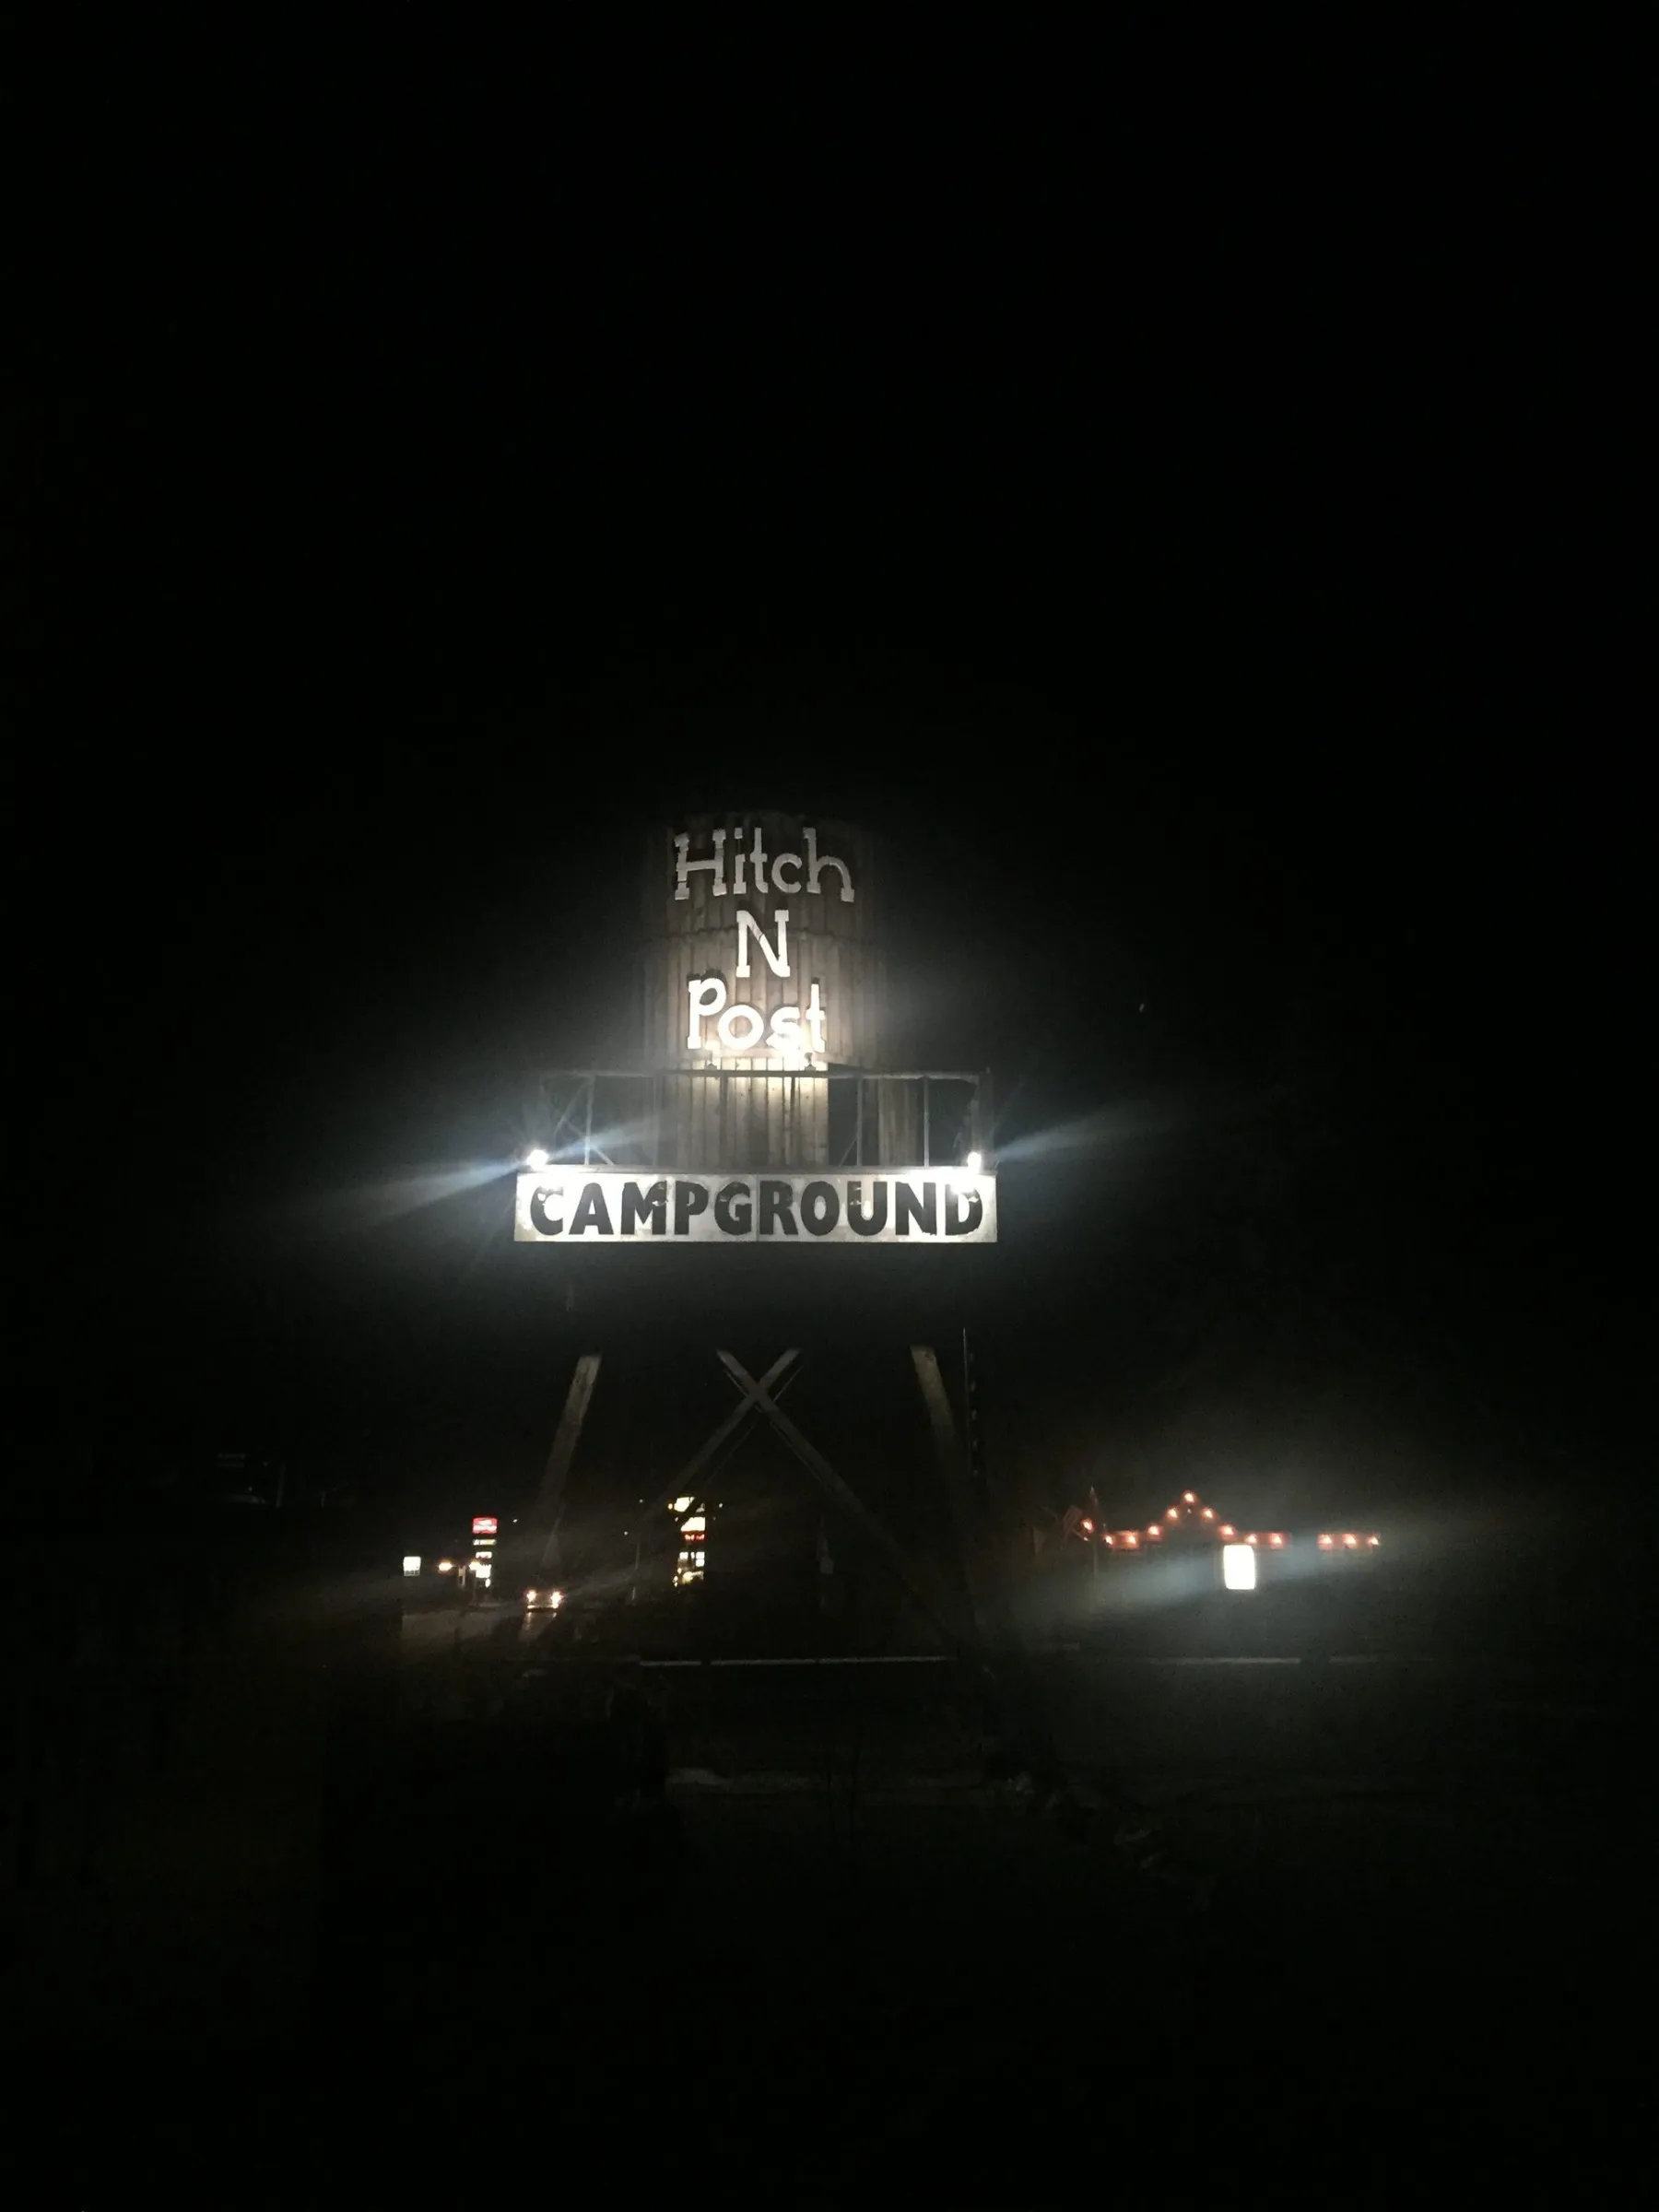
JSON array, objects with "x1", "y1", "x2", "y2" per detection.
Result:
[
  {"x1": 513, "y1": 1171, "x2": 997, "y2": 1245},
  {"x1": 677, "y1": 824, "x2": 849, "y2": 1064},
  {"x1": 1222, "y1": 1543, "x2": 1257, "y2": 1591}
]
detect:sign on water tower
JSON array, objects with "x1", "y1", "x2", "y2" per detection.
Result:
[
  {"x1": 514, "y1": 1169, "x2": 995, "y2": 1243},
  {"x1": 643, "y1": 813, "x2": 888, "y2": 1077},
  {"x1": 673, "y1": 820, "x2": 853, "y2": 1061},
  {"x1": 513, "y1": 810, "x2": 996, "y2": 1245}
]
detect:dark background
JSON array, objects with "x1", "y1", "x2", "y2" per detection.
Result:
[
  {"x1": 9, "y1": 46, "x2": 1652, "y2": 2204},
  {"x1": 15, "y1": 48, "x2": 1641, "y2": 1549}
]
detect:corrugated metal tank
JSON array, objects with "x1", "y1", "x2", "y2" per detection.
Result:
[{"x1": 640, "y1": 812, "x2": 917, "y2": 1168}]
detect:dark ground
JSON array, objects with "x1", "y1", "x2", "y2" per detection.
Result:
[{"x1": 4, "y1": 1538, "x2": 1650, "y2": 2206}]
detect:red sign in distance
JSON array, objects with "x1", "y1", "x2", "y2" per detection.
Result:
[{"x1": 472, "y1": 1516, "x2": 498, "y2": 1535}]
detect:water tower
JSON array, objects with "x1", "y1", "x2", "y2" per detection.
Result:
[{"x1": 507, "y1": 808, "x2": 999, "y2": 1647}]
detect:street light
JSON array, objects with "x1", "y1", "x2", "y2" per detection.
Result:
[
  {"x1": 965, "y1": 1149, "x2": 983, "y2": 1174},
  {"x1": 526, "y1": 1147, "x2": 550, "y2": 1169}
]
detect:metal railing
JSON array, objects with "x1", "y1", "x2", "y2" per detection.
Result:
[{"x1": 530, "y1": 1067, "x2": 991, "y2": 1171}]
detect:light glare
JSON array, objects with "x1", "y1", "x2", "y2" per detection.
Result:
[{"x1": 1222, "y1": 1543, "x2": 1257, "y2": 1591}]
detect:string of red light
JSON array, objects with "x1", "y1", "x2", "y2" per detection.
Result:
[{"x1": 1072, "y1": 1489, "x2": 1379, "y2": 1552}]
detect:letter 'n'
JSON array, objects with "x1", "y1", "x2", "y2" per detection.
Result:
[
  {"x1": 735, "y1": 908, "x2": 790, "y2": 980},
  {"x1": 894, "y1": 1181, "x2": 937, "y2": 1236}
]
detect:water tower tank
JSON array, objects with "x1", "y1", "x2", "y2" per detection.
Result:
[{"x1": 640, "y1": 812, "x2": 916, "y2": 1168}]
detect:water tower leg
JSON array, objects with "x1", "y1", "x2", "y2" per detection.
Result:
[
  {"x1": 522, "y1": 1352, "x2": 602, "y2": 1579},
  {"x1": 912, "y1": 1345, "x2": 990, "y2": 1643},
  {"x1": 911, "y1": 1344, "x2": 1067, "y2": 1799}
]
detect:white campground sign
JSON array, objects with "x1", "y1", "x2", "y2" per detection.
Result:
[{"x1": 513, "y1": 1171, "x2": 996, "y2": 1245}]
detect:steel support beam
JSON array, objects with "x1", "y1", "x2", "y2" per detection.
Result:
[
  {"x1": 530, "y1": 1352, "x2": 602, "y2": 1571},
  {"x1": 910, "y1": 1344, "x2": 1069, "y2": 1797},
  {"x1": 911, "y1": 1344, "x2": 989, "y2": 1642}
]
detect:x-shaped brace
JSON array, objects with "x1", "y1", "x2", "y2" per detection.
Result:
[
  {"x1": 712, "y1": 1350, "x2": 962, "y2": 1651},
  {"x1": 634, "y1": 1348, "x2": 803, "y2": 1527}
]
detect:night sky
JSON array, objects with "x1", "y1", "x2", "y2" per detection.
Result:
[{"x1": 18, "y1": 75, "x2": 1638, "y2": 1538}]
